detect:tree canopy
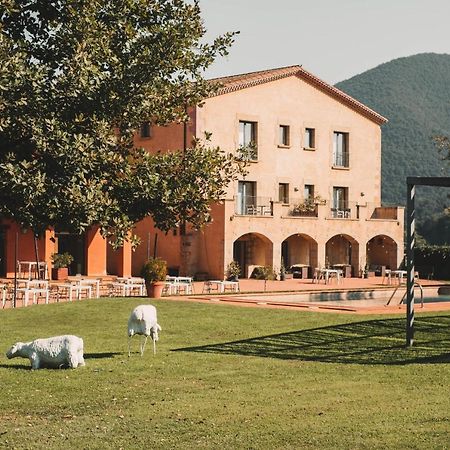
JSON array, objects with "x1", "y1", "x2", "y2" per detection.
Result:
[{"x1": 0, "y1": 0, "x2": 243, "y2": 246}]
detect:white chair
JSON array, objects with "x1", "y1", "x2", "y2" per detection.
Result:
[
  {"x1": 16, "y1": 280, "x2": 49, "y2": 306},
  {"x1": 1, "y1": 284, "x2": 8, "y2": 308},
  {"x1": 165, "y1": 276, "x2": 194, "y2": 295},
  {"x1": 173, "y1": 276, "x2": 194, "y2": 295}
]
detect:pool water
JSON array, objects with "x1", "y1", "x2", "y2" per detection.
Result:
[
  {"x1": 419, "y1": 295, "x2": 450, "y2": 303},
  {"x1": 231, "y1": 289, "x2": 450, "y2": 309}
]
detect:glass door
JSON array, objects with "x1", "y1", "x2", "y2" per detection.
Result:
[{"x1": 237, "y1": 181, "x2": 256, "y2": 215}]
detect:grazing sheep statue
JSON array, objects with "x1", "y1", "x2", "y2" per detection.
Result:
[
  {"x1": 6, "y1": 335, "x2": 85, "y2": 370},
  {"x1": 128, "y1": 304, "x2": 162, "y2": 356}
]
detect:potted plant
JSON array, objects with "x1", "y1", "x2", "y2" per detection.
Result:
[
  {"x1": 292, "y1": 194, "x2": 326, "y2": 216},
  {"x1": 141, "y1": 257, "x2": 167, "y2": 298},
  {"x1": 225, "y1": 260, "x2": 241, "y2": 281},
  {"x1": 51, "y1": 252, "x2": 74, "y2": 280}
]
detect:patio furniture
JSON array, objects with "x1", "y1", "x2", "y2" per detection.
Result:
[
  {"x1": 312, "y1": 268, "x2": 342, "y2": 284},
  {"x1": 165, "y1": 276, "x2": 194, "y2": 295},
  {"x1": 1, "y1": 283, "x2": 8, "y2": 308},
  {"x1": 16, "y1": 279, "x2": 49, "y2": 306},
  {"x1": 203, "y1": 280, "x2": 222, "y2": 293},
  {"x1": 71, "y1": 277, "x2": 101, "y2": 298},
  {"x1": 17, "y1": 261, "x2": 49, "y2": 280},
  {"x1": 221, "y1": 280, "x2": 240, "y2": 292},
  {"x1": 116, "y1": 277, "x2": 145, "y2": 296},
  {"x1": 203, "y1": 280, "x2": 240, "y2": 293},
  {"x1": 289, "y1": 264, "x2": 309, "y2": 279},
  {"x1": 332, "y1": 264, "x2": 352, "y2": 278}
]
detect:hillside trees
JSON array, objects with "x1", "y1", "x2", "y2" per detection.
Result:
[
  {"x1": 336, "y1": 53, "x2": 450, "y2": 233},
  {"x1": 0, "y1": 0, "x2": 243, "y2": 247}
]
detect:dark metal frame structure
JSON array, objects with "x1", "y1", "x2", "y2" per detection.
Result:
[{"x1": 406, "y1": 176, "x2": 450, "y2": 347}]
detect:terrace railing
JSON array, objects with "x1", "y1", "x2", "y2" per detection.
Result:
[{"x1": 235, "y1": 196, "x2": 273, "y2": 216}]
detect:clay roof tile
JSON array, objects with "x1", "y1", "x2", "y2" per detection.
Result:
[{"x1": 208, "y1": 65, "x2": 387, "y2": 125}]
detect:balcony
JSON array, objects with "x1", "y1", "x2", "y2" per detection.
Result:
[
  {"x1": 235, "y1": 196, "x2": 273, "y2": 216},
  {"x1": 284, "y1": 198, "x2": 319, "y2": 218},
  {"x1": 370, "y1": 205, "x2": 400, "y2": 220},
  {"x1": 328, "y1": 201, "x2": 359, "y2": 219}
]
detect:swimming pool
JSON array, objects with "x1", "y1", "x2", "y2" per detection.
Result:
[{"x1": 226, "y1": 287, "x2": 450, "y2": 309}]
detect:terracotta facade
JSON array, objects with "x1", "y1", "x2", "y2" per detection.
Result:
[
  {"x1": 134, "y1": 66, "x2": 404, "y2": 279},
  {"x1": 0, "y1": 66, "x2": 404, "y2": 280}
]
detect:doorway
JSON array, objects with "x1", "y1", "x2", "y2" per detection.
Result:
[{"x1": 56, "y1": 233, "x2": 86, "y2": 275}]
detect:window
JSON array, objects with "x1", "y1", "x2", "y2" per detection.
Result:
[
  {"x1": 304, "y1": 128, "x2": 315, "y2": 149},
  {"x1": 279, "y1": 183, "x2": 289, "y2": 204},
  {"x1": 332, "y1": 186, "x2": 350, "y2": 218},
  {"x1": 279, "y1": 125, "x2": 290, "y2": 146},
  {"x1": 304, "y1": 184, "x2": 314, "y2": 200},
  {"x1": 238, "y1": 121, "x2": 257, "y2": 160},
  {"x1": 333, "y1": 132, "x2": 349, "y2": 167},
  {"x1": 237, "y1": 181, "x2": 256, "y2": 215},
  {"x1": 140, "y1": 121, "x2": 151, "y2": 138}
]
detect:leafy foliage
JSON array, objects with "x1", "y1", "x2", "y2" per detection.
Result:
[
  {"x1": 251, "y1": 265, "x2": 277, "y2": 280},
  {"x1": 140, "y1": 257, "x2": 167, "y2": 283},
  {"x1": 0, "y1": 0, "x2": 244, "y2": 246},
  {"x1": 415, "y1": 244, "x2": 450, "y2": 280},
  {"x1": 50, "y1": 252, "x2": 74, "y2": 269},
  {"x1": 225, "y1": 260, "x2": 241, "y2": 279},
  {"x1": 336, "y1": 53, "x2": 450, "y2": 242}
]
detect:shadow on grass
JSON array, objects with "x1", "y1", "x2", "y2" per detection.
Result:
[
  {"x1": 0, "y1": 363, "x2": 31, "y2": 370},
  {"x1": 84, "y1": 352, "x2": 121, "y2": 360},
  {"x1": 174, "y1": 315, "x2": 450, "y2": 365},
  {"x1": 0, "y1": 352, "x2": 121, "y2": 370}
]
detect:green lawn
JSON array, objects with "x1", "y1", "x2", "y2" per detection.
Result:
[{"x1": 0, "y1": 299, "x2": 449, "y2": 449}]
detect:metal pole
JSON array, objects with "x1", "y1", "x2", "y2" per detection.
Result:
[
  {"x1": 33, "y1": 233, "x2": 40, "y2": 279},
  {"x1": 13, "y1": 231, "x2": 18, "y2": 308},
  {"x1": 406, "y1": 182, "x2": 415, "y2": 347},
  {"x1": 153, "y1": 234, "x2": 158, "y2": 259}
]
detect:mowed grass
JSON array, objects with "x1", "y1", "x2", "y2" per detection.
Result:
[{"x1": 0, "y1": 298, "x2": 449, "y2": 450}]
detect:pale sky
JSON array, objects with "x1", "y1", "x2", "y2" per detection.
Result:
[{"x1": 200, "y1": 0, "x2": 450, "y2": 84}]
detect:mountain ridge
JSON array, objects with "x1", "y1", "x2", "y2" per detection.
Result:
[{"x1": 335, "y1": 53, "x2": 450, "y2": 242}]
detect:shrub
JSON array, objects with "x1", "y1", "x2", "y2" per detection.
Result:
[
  {"x1": 415, "y1": 245, "x2": 450, "y2": 280},
  {"x1": 51, "y1": 252, "x2": 74, "y2": 269},
  {"x1": 141, "y1": 258, "x2": 167, "y2": 283},
  {"x1": 225, "y1": 260, "x2": 241, "y2": 280},
  {"x1": 251, "y1": 265, "x2": 277, "y2": 280}
]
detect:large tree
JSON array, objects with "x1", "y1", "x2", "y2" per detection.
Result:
[{"x1": 0, "y1": 0, "x2": 243, "y2": 247}]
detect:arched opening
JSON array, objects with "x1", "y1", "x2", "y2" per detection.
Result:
[
  {"x1": 281, "y1": 233, "x2": 318, "y2": 277},
  {"x1": 233, "y1": 233, "x2": 273, "y2": 278},
  {"x1": 325, "y1": 234, "x2": 359, "y2": 277},
  {"x1": 366, "y1": 235, "x2": 398, "y2": 273}
]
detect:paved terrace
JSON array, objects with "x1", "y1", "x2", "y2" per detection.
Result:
[
  {"x1": 182, "y1": 277, "x2": 450, "y2": 315},
  {"x1": 1, "y1": 275, "x2": 449, "y2": 315}
]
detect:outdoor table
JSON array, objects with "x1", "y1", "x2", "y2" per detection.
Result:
[
  {"x1": 392, "y1": 270, "x2": 407, "y2": 284},
  {"x1": 203, "y1": 280, "x2": 239, "y2": 293},
  {"x1": 116, "y1": 277, "x2": 145, "y2": 296},
  {"x1": 221, "y1": 280, "x2": 240, "y2": 292},
  {"x1": 166, "y1": 276, "x2": 194, "y2": 295},
  {"x1": 17, "y1": 261, "x2": 48, "y2": 280},
  {"x1": 71, "y1": 278, "x2": 101, "y2": 298},
  {"x1": 313, "y1": 268, "x2": 342, "y2": 284},
  {"x1": 15, "y1": 279, "x2": 49, "y2": 306}
]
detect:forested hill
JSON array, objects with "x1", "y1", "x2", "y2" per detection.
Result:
[{"x1": 336, "y1": 53, "x2": 450, "y2": 239}]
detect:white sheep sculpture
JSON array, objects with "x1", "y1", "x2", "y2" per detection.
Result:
[
  {"x1": 128, "y1": 304, "x2": 162, "y2": 356},
  {"x1": 6, "y1": 335, "x2": 85, "y2": 370}
]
